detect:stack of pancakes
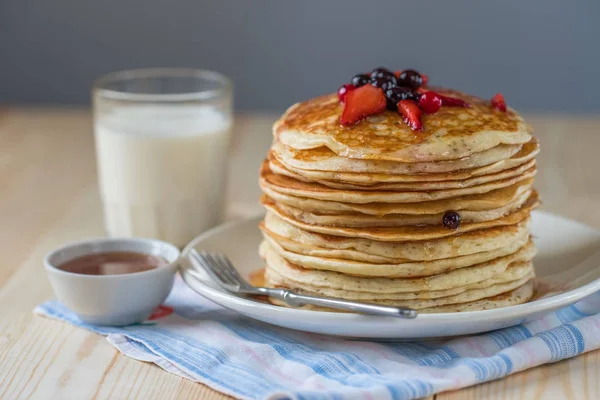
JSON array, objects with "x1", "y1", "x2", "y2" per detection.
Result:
[{"x1": 258, "y1": 90, "x2": 539, "y2": 313}]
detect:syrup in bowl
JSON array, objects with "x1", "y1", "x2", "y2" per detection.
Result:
[{"x1": 57, "y1": 251, "x2": 169, "y2": 276}]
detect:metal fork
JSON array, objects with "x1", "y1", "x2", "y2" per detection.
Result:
[{"x1": 186, "y1": 249, "x2": 417, "y2": 319}]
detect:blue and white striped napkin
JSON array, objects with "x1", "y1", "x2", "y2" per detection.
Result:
[{"x1": 36, "y1": 277, "x2": 600, "y2": 400}]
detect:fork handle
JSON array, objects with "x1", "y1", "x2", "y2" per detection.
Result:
[{"x1": 255, "y1": 287, "x2": 418, "y2": 319}]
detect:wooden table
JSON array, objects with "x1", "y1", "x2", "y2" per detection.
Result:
[{"x1": 1, "y1": 107, "x2": 600, "y2": 399}]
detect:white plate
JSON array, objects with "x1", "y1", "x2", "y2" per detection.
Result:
[{"x1": 180, "y1": 211, "x2": 600, "y2": 339}]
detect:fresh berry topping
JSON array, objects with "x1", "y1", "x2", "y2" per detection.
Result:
[
  {"x1": 370, "y1": 76, "x2": 397, "y2": 91},
  {"x1": 385, "y1": 87, "x2": 413, "y2": 110},
  {"x1": 409, "y1": 92, "x2": 422, "y2": 102},
  {"x1": 337, "y1": 84, "x2": 355, "y2": 103},
  {"x1": 338, "y1": 68, "x2": 480, "y2": 131},
  {"x1": 418, "y1": 91, "x2": 442, "y2": 114},
  {"x1": 397, "y1": 69, "x2": 423, "y2": 89},
  {"x1": 438, "y1": 94, "x2": 471, "y2": 108},
  {"x1": 370, "y1": 67, "x2": 396, "y2": 81},
  {"x1": 371, "y1": 67, "x2": 392, "y2": 75},
  {"x1": 397, "y1": 100, "x2": 423, "y2": 131},
  {"x1": 491, "y1": 93, "x2": 507, "y2": 111},
  {"x1": 351, "y1": 74, "x2": 370, "y2": 88},
  {"x1": 443, "y1": 211, "x2": 461, "y2": 230},
  {"x1": 340, "y1": 84, "x2": 387, "y2": 126}
]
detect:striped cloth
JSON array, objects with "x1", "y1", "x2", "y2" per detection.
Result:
[{"x1": 35, "y1": 278, "x2": 600, "y2": 400}]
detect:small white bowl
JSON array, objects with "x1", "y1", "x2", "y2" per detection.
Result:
[{"x1": 45, "y1": 238, "x2": 180, "y2": 326}]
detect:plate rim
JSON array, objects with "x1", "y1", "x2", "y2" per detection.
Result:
[{"x1": 181, "y1": 210, "x2": 600, "y2": 322}]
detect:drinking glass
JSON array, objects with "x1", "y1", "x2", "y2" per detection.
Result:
[{"x1": 93, "y1": 68, "x2": 233, "y2": 247}]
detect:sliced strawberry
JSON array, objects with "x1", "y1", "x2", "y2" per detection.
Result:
[
  {"x1": 340, "y1": 84, "x2": 386, "y2": 126},
  {"x1": 398, "y1": 100, "x2": 423, "y2": 131},
  {"x1": 491, "y1": 93, "x2": 507, "y2": 111},
  {"x1": 439, "y1": 94, "x2": 471, "y2": 108},
  {"x1": 394, "y1": 70, "x2": 402, "y2": 79}
]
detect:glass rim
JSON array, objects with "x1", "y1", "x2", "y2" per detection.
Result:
[{"x1": 92, "y1": 68, "x2": 232, "y2": 102}]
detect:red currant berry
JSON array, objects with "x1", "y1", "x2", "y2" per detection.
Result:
[
  {"x1": 491, "y1": 93, "x2": 507, "y2": 111},
  {"x1": 418, "y1": 91, "x2": 442, "y2": 114},
  {"x1": 337, "y1": 84, "x2": 355, "y2": 103}
]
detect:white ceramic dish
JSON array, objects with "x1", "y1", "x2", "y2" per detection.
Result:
[
  {"x1": 180, "y1": 211, "x2": 600, "y2": 339},
  {"x1": 46, "y1": 238, "x2": 180, "y2": 326}
]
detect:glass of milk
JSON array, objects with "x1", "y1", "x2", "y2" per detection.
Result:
[{"x1": 92, "y1": 68, "x2": 233, "y2": 248}]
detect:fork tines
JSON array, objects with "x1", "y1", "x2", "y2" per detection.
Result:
[{"x1": 189, "y1": 250, "x2": 245, "y2": 291}]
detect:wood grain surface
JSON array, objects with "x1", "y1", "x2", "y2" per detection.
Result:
[{"x1": 0, "y1": 107, "x2": 599, "y2": 399}]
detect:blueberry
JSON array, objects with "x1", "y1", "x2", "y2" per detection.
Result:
[
  {"x1": 370, "y1": 67, "x2": 396, "y2": 81},
  {"x1": 385, "y1": 87, "x2": 414, "y2": 110},
  {"x1": 408, "y1": 91, "x2": 422, "y2": 102},
  {"x1": 371, "y1": 66, "x2": 391, "y2": 74},
  {"x1": 442, "y1": 211, "x2": 461, "y2": 230},
  {"x1": 397, "y1": 69, "x2": 423, "y2": 89},
  {"x1": 351, "y1": 74, "x2": 371, "y2": 88},
  {"x1": 370, "y1": 76, "x2": 397, "y2": 92}
]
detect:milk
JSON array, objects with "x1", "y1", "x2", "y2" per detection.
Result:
[{"x1": 94, "y1": 105, "x2": 231, "y2": 247}]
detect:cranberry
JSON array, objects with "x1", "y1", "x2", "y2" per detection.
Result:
[
  {"x1": 397, "y1": 69, "x2": 423, "y2": 89},
  {"x1": 442, "y1": 211, "x2": 461, "y2": 230},
  {"x1": 337, "y1": 84, "x2": 355, "y2": 103},
  {"x1": 351, "y1": 74, "x2": 370, "y2": 88},
  {"x1": 418, "y1": 91, "x2": 442, "y2": 114}
]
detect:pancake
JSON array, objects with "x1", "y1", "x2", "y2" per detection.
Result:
[
  {"x1": 262, "y1": 244, "x2": 536, "y2": 294},
  {"x1": 269, "y1": 187, "x2": 531, "y2": 227},
  {"x1": 274, "y1": 90, "x2": 532, "y2": 162},
  {"x1": 268, "y1": 267, "x2": 533, "y2": 303},
  {"x1": 261, "y1": 213, "x2": 531, "y2": 262},
  {"x1": 261, "y1": 178, "x2": 534, "y2": 216},
  {"x1": 268, "y1": 281, "x2": 535, "y2": 313},
  {"x1": 270, "y1": 141, "x2": 525, "y2": 175},
  {"x1": 262, "y1": 191, "x2": 538, "y2": 242},
  {"x1": 260, "y1": 161, "x2": 537, "y2": 204},
  {"x1": 266, "y1": 261, "x2": 533, "y2": 300},
  {"x1": 271, "y1": 157, "x2": 536, "y2": 191},
  {"x1": 418, "y1": 281, "x2": 534, "y2": 313},
  {"x1": 271, "y1": 138, "x2": 539, "y2": 180},
  {"x1": 261, "y1": 226, "x2": 529, "y2": 264},
  {"x1": 260, "y1": 239, "x2": 535, "y2": 278}
]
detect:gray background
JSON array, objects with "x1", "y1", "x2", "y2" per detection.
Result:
[{"x1": 1, "y1": 0, "x2": 599, "y2": 112}]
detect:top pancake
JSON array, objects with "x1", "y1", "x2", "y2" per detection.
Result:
[{"x1": 274, "y1": 89, "x2": 532, "y2": 163}]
